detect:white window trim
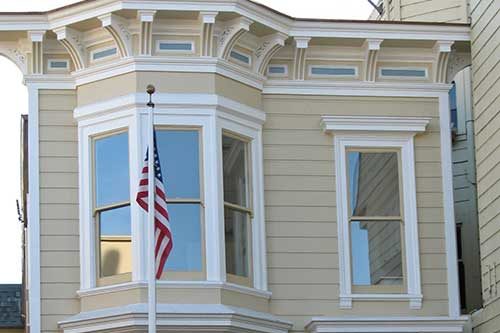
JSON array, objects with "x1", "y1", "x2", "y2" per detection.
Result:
[
  {"x1": 267, "y1": 64, "x2": 288, "y2": 78},
  {"x1": 308, "y1": 65, "x2": 359, "y2": 78},
  {"x1": 155, "y1": 40, "x2": 195, "y2": 54},
  {"x1": 321, "y1": 115, "x2": 430, "y2": 310},
  {"x1": 76, "y1": 93, "x2": 268, "y2": 293}
]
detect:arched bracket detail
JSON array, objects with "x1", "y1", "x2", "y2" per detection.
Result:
[
  {"x1": 99, "y1": 13, "x2": 132, "y2": 58},
  {"x1": 446, "y1": 48, "x2": 471, "y2": 83},
  {"x1": 293, "y1": 37, "x2": 310, "y2": 80},
  {"x1": 0, "y1": 43, "x2": 28, "y2": 75},
  {"x1": 53, "y1": 26, "x2": 86, "y2": 71},
  {"x1": 217, "y1": 16, "x2": 253, "y2": 59},
  {"x1": 433, "y1": 40, "x2": 454, "y2": 83},
  {"x1": 363, "y1": 39, "x2": 383, "y2": 82},
  {"x1": 138, "y1": 10, "x2": 156, "y2": 56},
  {"x1": 254, "y1": 32, "x2": 287, "y2": 76}
]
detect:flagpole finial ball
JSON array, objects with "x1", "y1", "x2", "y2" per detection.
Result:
[{"x1": 146, "y1": 84, "x2": 156, "y2": 95}]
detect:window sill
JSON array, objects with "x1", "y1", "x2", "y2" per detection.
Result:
[{"x1": 339, "y1": 293, "x2": 423, "y2": 309}]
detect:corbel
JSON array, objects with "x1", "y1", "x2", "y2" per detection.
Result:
[
  {"x1": 363, "y1": 39, "x2": 383, "y2": 82},
  {"x1": 217, "y1": 16, "x2": 253, "y2": 59},
  {"x1": 200, "y1": 12, "x2": 218, "y2": 57},
  {"x1": 53, "y1": 26, "x2": 86, "y2": 71},
  {"x1": 433, "y1": 40, "x2": 454, "y2": 83},
  {"x1": 254, "y1": 32, "x2": 287, "y2": 75},
  {"x1": 98, "y1": 13, "x2": 132, "y2": 58},
  {"x1": 138, "y1": 10, "x2": 156, "y2": 56},
  {"x1": 293, "y1": 37, "x2": 310, "y2": 80},
  {"x1": 28, "y1": 30, "x2": 45, "y2": 74}
]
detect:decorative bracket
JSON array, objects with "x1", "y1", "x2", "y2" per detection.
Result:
[
  {"x1": 138, "y1": 10, "x2": 156, "y2": 56},
  {"x1": 293, "y1": 37, "x2": 310, "y2": 80},
  {"x1": 254, "y1": 32, "x2": 287, "y2": 75},
  {"x1": 200, "y1": 12, "x2": 218, "y2": 57},
  {"x1": 53, "y1": 26, "x2": 86, "y2": 71},
  {"x1": 217, "y1": 16, "x2": 253, "y2": 59},
  {"x1": 433, "y1": 40, "x2": 454, "y2": 83},
  {"x1": 98, "y1": 13, "x2": 132, "y2": 58},
  {"x1": 363, "y1": 39, "x2": 383, "y2": 82},
  {"x1": 28, "y1": 30, "x2": 45, "y2": 74}
]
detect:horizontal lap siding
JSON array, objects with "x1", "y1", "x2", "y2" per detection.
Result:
[
  {"x1": 399, "y1": 0, "x2": 468, "y2": 23},
  {"x1": 262, "y1": 95, "x2": 447, "y2": 331},
  {"x1": 470, "y1": 0, "x2": 500, "y2": 332},
  {"x1": 38, "y1": 90, "x2": 79, "y2": 333}
]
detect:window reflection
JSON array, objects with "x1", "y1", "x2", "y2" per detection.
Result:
[
  {"x1": 225, "y1": 208, "x2": 249, "y2": 277},
  {"x1": 155, "y1": 129, "x2": 203, "y2": 274},
  {"x1": 94, "y1": 131, "x2": 131, "y2": 279},
  {"x1": 348, "y1": 151, "x2": 403, "y2": 288}
]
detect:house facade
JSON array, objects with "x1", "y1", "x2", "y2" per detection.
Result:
[
  {"x1": 0, "y1": 1, "x2": 474, "y2": 332},
  {"x1": 370, "y1": 0, "x2": 500, "y2": 331}
]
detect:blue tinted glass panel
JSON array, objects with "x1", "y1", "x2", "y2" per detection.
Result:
[
  {"x1": 155, "y1": 130, "x2": 200, "y2": 199},
  {"x1": 381, "y1": 68, "x2": 426, "y2": 77},
  {"x1": 159, "y1": 42, "x2": 193, "y2": 51},
  {"x1": 449, "y1": 83, "x2": 458, "y2": 129},
  {"x1": 50, "y1": 61, "x2": 68, "y2": 69},
  {"x1": 163, "y1": 204, "x2": 202, "y2": 272},
  {"x1": 93, "y1": 47, "x2": 117, "y2": 60},
  {"x1": 95, "y1": 132, "x2": 130, "y2": 207},
  {"x1": 311, "y1": 67, "x2": 356, "y2": 76},
  {"x1": 230, "y1": 51, "x2": 250, "y2": 64},
  {"x1": 100, "y1": 205, "x2": 131, "y2": 236},
  {"x1": 268, "y1": 66, "x2": 286, "y2": 74}
]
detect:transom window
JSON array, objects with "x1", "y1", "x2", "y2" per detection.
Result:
[
  {"x1": 155, "y1": 128, "x2": 204, "y2": 279},
  {"x1": 347, "y1": 150, "x2": 405, "y2": 293},
  {"x1": 93, "y1": 130, "x2": 131, "y2": 285},
  {"x1": 222, "y1": 132, "x2": 253, "y2": 286}
]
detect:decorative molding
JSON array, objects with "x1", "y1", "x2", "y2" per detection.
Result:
[
  {"x1": 29, "y1": 30, "x2": 45, "y2": 74},
  {"x1": 433, "y1": 40, "x2": 454, "y2": 83},
  {"x1": 321, "y1": 116, "x2": 430, "y2": 133},
  {"x1": 306, "y1": 316, "x2": 469, "y2": 333},
  {"x1": 58, "y1": 304, "x2": 292, "y2": 333},
  {"x1": 98, "y1": 13, "x2": 132, "y2": 58},
  {"x1": 137, "y1": 10, "x2": 156, "y2": 55},
  {"x1": 200, "y1": 11, "x2": 218, "y2": 57},
  {"x1": 293, "y1": 37, "x2": 310, "y2": 80},
  {"x1": 363, "y1": 38, "x2": 382, "y2": 82},
  {"x1": 217, "y1": 16, "x2": 253, "y2": 59},
  {"x1": 446, "y1": 50, "x2": 471, "y2": 83},
  {"x1": 254, "y1": 32, "x2": 287, "y2": 75},
  {"x1": 53, "y1": 26, "x2": 86, "y2": 70}
]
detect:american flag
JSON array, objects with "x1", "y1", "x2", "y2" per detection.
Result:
[{"x1": 136, "y1": 133, "x2": 173, "y2": 279}]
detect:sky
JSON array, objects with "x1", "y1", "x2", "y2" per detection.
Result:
[{"x1": 0, "y1": 0, "x2": 373, "y2": 283}]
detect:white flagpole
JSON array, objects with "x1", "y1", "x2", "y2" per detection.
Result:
[{"x1": 146, "y1": 85, "x2": 156, "y2": 333}]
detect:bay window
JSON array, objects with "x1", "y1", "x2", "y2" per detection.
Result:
[
  {"x1": 222, "y1": 132, "x2": 253, "y2": 286},
  {"x1": 93, "y1": 130, "x2": 131, "y2": 285}
]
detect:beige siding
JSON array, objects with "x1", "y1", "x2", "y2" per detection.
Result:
[
  {"x1": 263, "y1": 95, "x2": 448, "y2": 332},
  {"x1": 379, "y1": 0, "x2": 469, "y2": 23},
  {"x1": 39, "y1": 89, "x2": 79, "y2": 333},
  {"x1": 471, "y1": 0, "x2": 500, "y2": 331}
]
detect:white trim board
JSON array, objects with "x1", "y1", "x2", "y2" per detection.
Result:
[{"x1": 306, "y1": 316, "x2": 469, "y2": 333}]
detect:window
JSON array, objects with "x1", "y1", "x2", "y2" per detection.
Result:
[
  {"x1": 267, "y1": 64, "x2": 288, "y2": 77},
  {"x1": 348, "y1": 150, "x2": 404, "y2": 293},
  {"x1": 93, "y1": 131, "x2": 131, "y2": 284},
  {"x1": 230, "y1": 50, "x2": 251, "y2": 65},
  {"x1": 48, "y1": 59, "x2": 69, "y2": 71},
  {"x1": 309, "y1": 66, "x2": 358, "y2": 77},
  {"x1": 155, "y1": 128, "x2": 204, "y2": 279},
  {"x1": 449, "y1": 82, "x2": 458, "y2": 131},
  {"x1": 91, "y1": 47, "x2": 118, "y2": 61},
  {"x1": 379, "y1": 68, "x2": 427, "y2": 79},
  {"x1": 156, "y1": 40, "x2": 194, "y2": 52},
  {"x1": 222, "y1": 133, "x2": 252, "y2": 286}
]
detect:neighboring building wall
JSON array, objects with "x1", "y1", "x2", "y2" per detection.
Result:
[
  {"x1": 38, "y1": 90, "x2": 79, "y2": 333},
  {"x1": 373, "y1": 0, "x2": 469, "y2": 22},
  {"x1": 470, "y1": 0, "x2": 500, "y2": 331},
  {"x1": 262, "y1": 95, "x2": 449, "y2": 330}
]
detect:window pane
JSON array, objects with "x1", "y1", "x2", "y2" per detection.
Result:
[
  {"x1": 99, "y1": 205, "x2": 131, "y2": 277},
  {"x1": 163, "y1": 204, "x2": 202, "y2": 272},
  {"x1": 348, "y1": 151, "x2": 400, "y2": 216},
  {"x1": 155, "y1": 130, "x2": 200, "y2": 199},
  {"x1": 222, "y1": 135, "x2": 248, "y2": 207},
  {"x1": 95, "y1": 132, "x2": 130, "y2": 207},
  {"x1": 225, "y1": 208, "x2": 249, "y2": 277},
  {"x1": 351, "y1": 220, "x2": 403, "y2": 286}
]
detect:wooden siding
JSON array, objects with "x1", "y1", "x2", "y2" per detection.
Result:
[
  {"x1": 471, "y1": 0, "x2": 500, "y2": 331},
  {"x1": 262, "y1": 95, "x2": 448, "y2": 332},
  {"x1": 38, "y1": 90, "x2": 79, "y2": 333},
  {"x1": 380, "y1": 0, "x2": 469, "y2": 23}
]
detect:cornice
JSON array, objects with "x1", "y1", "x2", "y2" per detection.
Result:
[{"x1": 320, "y1": 116, "x2": 431, "y2": 133}]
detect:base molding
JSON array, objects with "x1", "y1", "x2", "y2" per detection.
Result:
[
  {"x1": 306, "y1": 316, "x2": 469, "y2": 333},
  {"x1": 58, "y1": 303, "x2": 292, "y2": 333}
]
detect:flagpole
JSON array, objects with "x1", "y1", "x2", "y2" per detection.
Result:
[{"x1": 146, "y1": 84, "x2": 156, "y2": 333}]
